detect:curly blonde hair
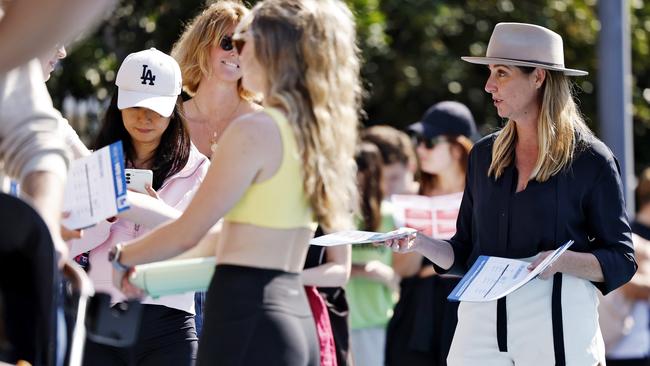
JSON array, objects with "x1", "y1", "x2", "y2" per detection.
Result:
[
  {"x1": 248, "y1": 0, "x2": 362, "y2": 231},
  {"x1": 171, "y1": 0, "x2": 253, "y2": 100},
  {"x1": 489, "y1": 69, "x2": 593, "y2": 181}
]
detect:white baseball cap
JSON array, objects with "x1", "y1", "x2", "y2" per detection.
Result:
[{"x1": 115, "y1": 48, "x2": 182, "y2": 117}]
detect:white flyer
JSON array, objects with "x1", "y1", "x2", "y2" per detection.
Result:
[
  {"x1": 391, "y1": 192, "x2": 463, "y2": 240},
  {"x1": 447, "y1": 240, "x2": 574, "y2": 302},
  {"x1": 62, "y1": 141, "x2": 129, "y2": 230},
  {"x1": 309, "y1": 228, "x2": 417, "y2": 247}
]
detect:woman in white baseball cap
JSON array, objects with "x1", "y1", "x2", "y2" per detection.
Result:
[
  {"x1": 74, "y1": 48, "x2": 210, "y2": 366},
  {"x1": 386, "y1": 22, "x2": 636, "y2": 365}
]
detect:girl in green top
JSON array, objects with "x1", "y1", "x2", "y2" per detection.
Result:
[{"x1": 347, "y1": 142, "x2": 399, "y2": 366}]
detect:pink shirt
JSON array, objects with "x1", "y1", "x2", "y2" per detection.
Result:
[{"x1": 71, "y1": 144, "x2": 209, "y2": 314}]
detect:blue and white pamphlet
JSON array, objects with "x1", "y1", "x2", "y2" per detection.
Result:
[
  {"x1": 309, "y1": 228, "x2": 417, "y2": 247},
  {"x1": 448, "y1": 240, "x2": 574, "y2": 302},
  {"x1": 62, "y1": 141, "x2": 129, "y2": 230}
]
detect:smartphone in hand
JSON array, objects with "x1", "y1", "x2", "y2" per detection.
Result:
[{"x1": 125, "y1": 169, "x2": 153, "y2": 194}]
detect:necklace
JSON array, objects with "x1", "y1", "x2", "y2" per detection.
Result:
[{"x1": 192, "y1": 97, "x2": 242, "y2": 154}]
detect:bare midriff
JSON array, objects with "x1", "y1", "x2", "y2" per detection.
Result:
[{"x1": 213, "y1": 221, "x2": 315, "y2": 273}]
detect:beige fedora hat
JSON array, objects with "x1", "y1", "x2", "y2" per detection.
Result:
[{"x1": 461, "y1": 22, "x2": 588, "y2": 76}]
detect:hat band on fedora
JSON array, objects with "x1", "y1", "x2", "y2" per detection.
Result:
[{"x1": 490, "y1": 56, "x2": 564, "y2": 68}]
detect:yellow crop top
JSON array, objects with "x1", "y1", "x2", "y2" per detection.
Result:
[{"x1": 224, "y1": 108, "x2": 316, "y2": 229}]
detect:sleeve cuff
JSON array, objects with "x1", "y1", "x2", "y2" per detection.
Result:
[{"x1": 591, "y1": 248, "x2": 637, "y2": 295}]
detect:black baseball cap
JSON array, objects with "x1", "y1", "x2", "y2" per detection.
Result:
[{"x1": 408, "y1": 101, "x2": 478, "y2": 141}]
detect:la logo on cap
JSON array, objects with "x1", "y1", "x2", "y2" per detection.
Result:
[
  {"x1": 115, "y1": 48, "x2": 182, "y2": 118},
  {"x1": 140, "y1": 64, "x2": 156, "y2": 85}
]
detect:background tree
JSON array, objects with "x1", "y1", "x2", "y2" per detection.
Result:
[{"x1": 48, "y1": 0, "x2": 650, "y2": 173}]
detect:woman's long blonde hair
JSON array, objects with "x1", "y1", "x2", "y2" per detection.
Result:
[
  {"x1": 249, "y1": 0, "x2": 362, "y2": 231},
  {"x1": 171, "y1": 0, "x2": 253, "y2": 100},
  {"x1": 489, "y1": 69, "x2": 593, "y2": 181}
]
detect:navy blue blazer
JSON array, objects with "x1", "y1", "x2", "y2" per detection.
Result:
[{"x1": 435, "y1": 131, "x2": 637, "y2": 295}]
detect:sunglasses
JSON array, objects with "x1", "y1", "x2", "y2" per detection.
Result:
[
  {"x1": 220, "y1": 35, "x2": 234, "y2": 51},
  {"x1": 412, "y1": 135, "x2": 448, "y2": 149},
  {"x1": 232, "y1": 31, "x2": 247, "y2": 54}
]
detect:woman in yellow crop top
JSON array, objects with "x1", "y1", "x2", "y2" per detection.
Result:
[{"x1": 111, "y1": 1, "x2": 362, "y2": 365}]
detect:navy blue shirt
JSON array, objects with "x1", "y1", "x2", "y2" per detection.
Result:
[{"x1": 435, "y1": 132, "x2": 637, "y2": 295}]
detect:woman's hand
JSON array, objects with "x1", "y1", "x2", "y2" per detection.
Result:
[
  {"x1": 61, "y1": 211, "x2": 83, "y2": 240},
  {"x1": 528, "y1": 250, "x2": 563, "y2": 280},
  {"x1": 382, "y1": 228, "x2": 419, "y2": 253},
  {"x1": 112, "y1": 266, "x2": 145, "y2": 299},
  {"x1": 528, "y1": 249, "x2": 604, "y2": 282},
  {"x1": 144, "y1": 184, "x2": 160, "y2": 200},
  {"x1": 362, "y1": 260, "x2": 400, "y2": 291}
]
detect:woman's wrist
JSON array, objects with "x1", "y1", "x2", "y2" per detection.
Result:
[
  {"x1": 553, "y1": 250, "x2": 604, "y2": 282},
  {"x1": 413, "y1": 233, "x2": 427, "y2": 251},
  {"x1": 108, "y1": 243, "x2": 130, "y2": 271},
  {"x1": 414, "y1": 234, "x2": 455, "y2": 271}
]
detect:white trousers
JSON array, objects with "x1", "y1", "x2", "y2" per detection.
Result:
[{"x1": 447, "y1": 274, "x2": 606, "y2": 366}]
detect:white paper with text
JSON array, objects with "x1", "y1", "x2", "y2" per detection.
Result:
[
  {"x1": 62, "y1": 141, "x2": 129, "y2": 229},
  {"x1": 309, "y1": 228, "x2": 417, "y2": 247},
  {"x1": 448, "y1": 240, "x2": 574, "y2": 302}
]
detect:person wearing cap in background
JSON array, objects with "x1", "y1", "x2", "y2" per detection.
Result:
[
  {"x1": 70, "y1": 48, "x2": 209, "y2": 366},
  {"x1": 385, "y1": 101, "x2": 476, "y2": 366},
  {"x1": 385, "y1": 22, "x2": 636, "y2": 365}
]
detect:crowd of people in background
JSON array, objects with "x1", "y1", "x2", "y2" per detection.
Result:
[{"x1": 0, "y1": 0, "x2": 647, "y2": 366}]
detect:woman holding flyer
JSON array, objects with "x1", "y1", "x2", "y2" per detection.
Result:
[
  {"x1": 70, "y1": 48, "x2": 209, "y2": 365},
  {"x1": 386, "y1": 23, "x2": 636, "y2": 365},
  {"x1": 385, "y1": 101, "x2": 475, "y2": 366},
  {"x1": 110, "y1": 0, "x2": 362, "y2": 364}
]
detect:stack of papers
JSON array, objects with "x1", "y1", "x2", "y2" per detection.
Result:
[
  {"x1": 448, "y1": 240, "x2": 574, "y2": 302},
  {"x1": 62, "y1": 141, "x2": 129, "y2": 230},
  {"x1": 309, "y1": 228, "x2": 417, "y2": 247}
]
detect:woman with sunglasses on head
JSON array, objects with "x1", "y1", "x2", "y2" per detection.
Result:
[
  {"x1": 111, "y1": 0, "x2": 362, "y2": 365},
  {"x1": 387, "y1": 23, "x2": 636, "y2": 365},
  {"x1": 385, "y1": 101, "x2": 475, "y2": 366}
]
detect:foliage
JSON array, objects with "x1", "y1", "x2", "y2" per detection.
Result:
[{"x1": 48, "y1": 0, "x2": 650, "y2": 172}]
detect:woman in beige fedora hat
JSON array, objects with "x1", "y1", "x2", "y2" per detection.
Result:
[{"x1": 385, "y1": 22, "x2": 636, "y2": 365}]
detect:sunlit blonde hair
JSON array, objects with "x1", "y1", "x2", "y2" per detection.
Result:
[
  {"x1": 247, "y1": 0, "x2": 362, "y2": 231},
  {"x1": 489, "y1": 69, "x2": 593, "y2": 181},
  {"x1": 171, "y1": 0, "x2": 254, "y2": 100}
]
